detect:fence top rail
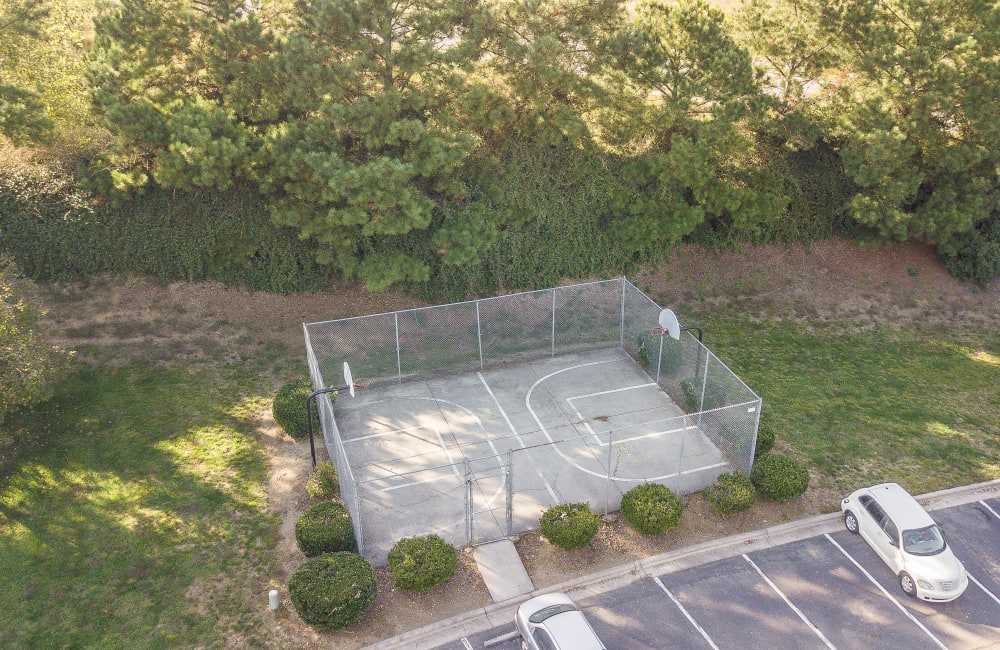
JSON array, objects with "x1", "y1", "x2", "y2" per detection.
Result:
[
  {"x1": 303, "y1": 277, "x2": 627, "y2": 328},
  {"x1": 698, "y1": 399, "x2": 763, "y2": 417}
]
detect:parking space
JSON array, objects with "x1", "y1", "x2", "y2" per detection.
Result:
[{"x1": 440, "y1": 498, "x2": 1000, "y2": 650}]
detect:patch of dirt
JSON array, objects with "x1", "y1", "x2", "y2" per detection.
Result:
[
  {"x1": 34, "y1": 237, "x2": 999, "y2": 648},
  {"x1": 632, "y1": 238, "x2": 999, "y2": 332}
]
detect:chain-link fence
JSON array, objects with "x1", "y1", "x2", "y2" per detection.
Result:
[{"x1": 304, "y1": 278, "x2": 762, "y2": 564}]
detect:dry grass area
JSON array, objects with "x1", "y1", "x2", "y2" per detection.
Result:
[{"x1": 35, "y1": 237, "x2": 999, "y2": 648}]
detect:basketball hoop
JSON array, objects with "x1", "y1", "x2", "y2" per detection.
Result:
[{"x1": 658, "y1": 308, "x2": 681, "y2": 340}]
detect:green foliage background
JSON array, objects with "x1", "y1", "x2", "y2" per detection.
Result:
[{"x1": 1, "y1": 0, "x2": 999, "y2": 295}]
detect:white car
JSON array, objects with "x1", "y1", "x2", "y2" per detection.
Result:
[
  {"x1": 514, "y1": 592, "x2": 607, "y2": 650},
  {"x1": 841, "y1": 482, "x2": 968, "y2": 602}
]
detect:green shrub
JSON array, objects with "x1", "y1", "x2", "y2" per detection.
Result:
[
  {"x1": 680, "y1": 378, "x2": 700, "y2": 412},
  {"x1": 539, "y1": 502, "x2": 600, "y2": 550},
  {"x1": 288, "y1": 552, "x2": 377, "y2": 630},
  {"x1": 755, "y1": 422, "x2": 776, "y2": 457},
  {"x1": 273, "y1": 380, "x2": 316, "y2": 439},
  {"x1": 306, "y1": 460, "x2": 340, "y2": 501},
  {"x1": 941, "y1": 229, "x2": 1000, "y2": 288},
  {"x1": 751, "y1": 453, "x2": 810, "y2": 502},
  {"x1": 387, "y1": 534, "x2": 458, "y2": 592},
  {"x1": 703, "y1": 472, "x2": 756, "y2": 515},
  {"x1": 620, "y1": 483, "x2": 684, "y2": 535},
  {"x1": 294, "y1": 501, "x2": 355, "y2": 557}
]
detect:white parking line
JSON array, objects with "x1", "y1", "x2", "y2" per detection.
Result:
[
  {"x1": 824, "y1": 534, "x2": 948, "y2": 650},
  {"x1": 460, "y1": 637, "x2": 474, "y2": 649},
  {"x1": 654, "y1": 576, "x2": 720, "y2": 650},
  {"x1": 969, "y1": 573, "x2": 1000, "y2": 607},
  {"x1": 483, "y1": 631, "x2": 519, "y2": 646},
  {"x1": 742, "y1": 554, "x2": 837, "y2": 649},
  {"x1": 979, "y1": 500, "x2": 1000, "y2": 522}
]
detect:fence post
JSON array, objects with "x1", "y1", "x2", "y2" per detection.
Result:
[
  {"x1": 506, "y1": 449, "x2": 513, "y2": 536},
  {"x1": 551, "y1": 288, "x2": 557, "y2": 356},
  {"x1": 394, "y1": 312, "x2": 402, "y2": 384},
  {"x1": 354, "y1": 477, "x2": 365, "y2": 560},
  {"x1": 606, "y1": 428, "x2": 614, "y2": 515},
  {"x1": 465, "y1": 458, "x2": 473, "y2": 546},
  {"x1": 619, "y1": 278, "x2": 627, "y2": 349},
  {"x1": 656, "y1": 334, "x2": 664, "y2": 383},
  {"x1": 477, "y1": 301, "x2": 484, "y2": 369},
  {"x1": 698, "y1": 353, "x2": 710, "y2": 426}
]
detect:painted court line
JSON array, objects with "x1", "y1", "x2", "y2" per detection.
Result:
[
  {"x1": 524, "y1": 361, "x2": 708, "y2": 483},
  {"x1": 653, "y1": 576, "x2": 720, "y2": 650},
  {"x1": 824, "y1": 534, "x2": 948, "y2": 650},
  {"x1": 478, "y1": 371, "x2": 559, "y2": 504},
  {"x1": 345, "y1": 422, "x2": 462, "y2": 482},
  {"x1": 742, "y1": 554, "x2": 836, "y2": 649},
  {"x1": 566, "y1": 383, "x2": 690, "y2": 447},
  {"x1": 980, "y1": 500, "x2": 1000, "y2": 522},
  {"x1": 344, "y1": 423, "x2": 436, "y2": 444}
]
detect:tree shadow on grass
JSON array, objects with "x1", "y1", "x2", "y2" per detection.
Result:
[{"x1": 0, "y1": 362, "x2": 274, "y2": 648}]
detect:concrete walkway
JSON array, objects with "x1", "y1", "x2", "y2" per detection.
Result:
[
  {"x1": 473, "y1": 539, "x2": 535, "y2": 602},
  {"x1": 363, "y1": 479, "x2": 1000, "y2": 650}
]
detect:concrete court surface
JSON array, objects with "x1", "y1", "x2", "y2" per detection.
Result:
[{"x1": 331, "y1": 346, "x2": 731, "y2": 564}]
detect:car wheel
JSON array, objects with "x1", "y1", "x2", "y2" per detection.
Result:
[
  {"x1": 844, "y1": 510, "x2": 860, "y2": 534},
  {"x1": 899, "y1": 572, "x2": 917, "y2": 597}
]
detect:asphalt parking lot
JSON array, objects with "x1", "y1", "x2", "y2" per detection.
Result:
[{"x1": 435, "y1": 498, "x2": 1000, "y2": 650}]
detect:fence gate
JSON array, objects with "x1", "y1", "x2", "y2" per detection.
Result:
[{"x1": 465, "y1": 450, "x2": 513, "y2": 547}]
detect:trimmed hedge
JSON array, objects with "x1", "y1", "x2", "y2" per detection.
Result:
[
  {"x1": 539, "y1": 502, "x2": 600, "y2": 550},
  {"x1": 703, "y1": 472, "x2": 756, "y2": 515},
  {"x1": 621, "y1": 483, "x2": 683, "y2": 535},
  {"x1": 306, "y1": 460, "x2": 340, "y2": 501},
  {"x1": 751, "y1": 453, "x2": 810, "y2": 502},
  {"x1": 273, "y1": 379, "x2": 316, "y2": 439},
  {"x1": 387, "y1": 534, "x2": 458, "y2": 592},
  {"x1": 288, "y1": 552, "x2": 377, "y2": 630},
  {"x1": 294, "y1": 501, "x2": 356, "y2": 557}
]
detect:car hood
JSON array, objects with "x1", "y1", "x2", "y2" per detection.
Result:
[{"x1": 903, "y1": 548, "x2": 966, "y2": 582}]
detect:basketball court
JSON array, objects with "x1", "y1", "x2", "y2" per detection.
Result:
[
  {"x1": 331, "y1": 346, "x2": 730, "y2": 564},
  {"x1": 305, "y1": 279, "x2": 761, "y2": 565}
]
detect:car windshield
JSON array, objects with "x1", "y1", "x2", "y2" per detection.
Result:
[{"x1": 901, "y1": 525, "x2": 946, "y2": 555}]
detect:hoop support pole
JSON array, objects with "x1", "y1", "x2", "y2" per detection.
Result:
[{"x1": 306, "y1": 385, "x2": 348, "y2": 467}]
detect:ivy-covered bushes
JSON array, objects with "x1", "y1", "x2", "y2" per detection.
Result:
[
  {"x1": 620, "y1": 483, "x2": 684, "y2": 535},
  {"x1": 387, "y1": 535, "x2": 458, "y2": 592},
  {"x1": 273, "y1": 380, "x2": 315, "y2": 439},
  {"x1": 539, "y1": 502, "x2": 600, "y2": 550},
  {"x1": 288, "y1": 552, "x2": 377, "y2": 630},
  {"x1": 703, "y1": 472, "x2": 756, "y2": 515},
  {"x1": 0, "y1": 159, "x2": 323, "y2": 292},
  {"x1": 750, "y1": 453, "x2": 810, "y2": 502},
  {"x1": 294, "y1": 501, "x2": 356, "y2": 557},
  {"x1": 306, "y1": 460, "x2": 340, "y2": 501}
]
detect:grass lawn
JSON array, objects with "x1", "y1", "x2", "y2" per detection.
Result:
[
  {"x1": 698, "y1": 314, "x2": 1000, "y2": 496},
  {"x1": 1, "y1": 284, "x2": 998, "y2": 647},
  {"x1": 0, "y1": 360, "x2": 282, "y2": 648}
]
